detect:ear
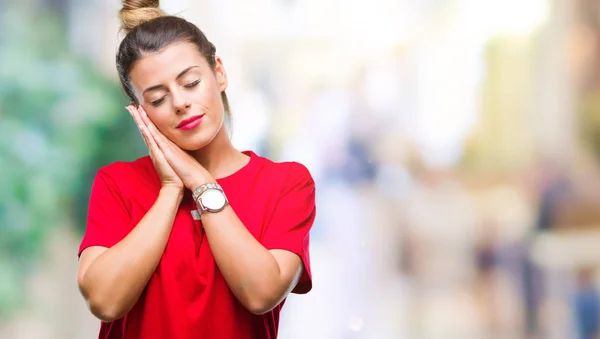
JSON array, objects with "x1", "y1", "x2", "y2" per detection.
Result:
[{"x1": 213, "y1": 56, "x2": 228, "y2": 92}]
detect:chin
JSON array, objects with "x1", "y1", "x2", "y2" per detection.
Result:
[{"x1": 174, "y1": 133, "x2": 216, "y2": 152}]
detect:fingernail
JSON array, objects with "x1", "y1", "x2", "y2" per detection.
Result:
[{"x1": 140, "y1": 106, "x2": 148, "y2": 118}]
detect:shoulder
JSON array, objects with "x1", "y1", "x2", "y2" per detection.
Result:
[
  {"x1": 253, "y1": 155, "x2": 315, "y2": 198},
  {"x1": 95, "y1": 156, "x2": 154, "y2": 186},
  {"x1": 256, "y1": 154, "x2": 314, "y2": 185}
]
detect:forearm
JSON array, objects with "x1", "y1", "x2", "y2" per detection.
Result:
[
  {"x1": 201, "y1": 206, "x2": 290, "y2": 314},
  {"x1": 80, "y1": 186, "x2": 182, "y2": 321}
]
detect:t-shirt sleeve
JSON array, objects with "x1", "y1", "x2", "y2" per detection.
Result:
[
  {"x1": 78, "y1": 169, "x2": 131, "y2": 256},
  {"x1": 261, "y1": 162, "x2": 316, "y2": 294}
]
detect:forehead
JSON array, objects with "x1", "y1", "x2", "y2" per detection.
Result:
[{"x1": 129, "y1": 42, "x2": 207, "y2": 89}]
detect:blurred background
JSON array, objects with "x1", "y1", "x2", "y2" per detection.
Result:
[{"x1": 3, "y1": 0, "x2": 600, "y2": 338}]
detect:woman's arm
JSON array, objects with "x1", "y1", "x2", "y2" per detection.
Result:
[
  {"x1": 201, "y1": 207, "x2": 304, "y2": 315},
  {"x1": 77, "y1": 186, "x2": 182, "y2": 322},
  {"x1": 131, "y1": 106, "x2": 314, "y2": 315}
]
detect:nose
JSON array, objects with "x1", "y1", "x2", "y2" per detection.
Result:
[{"x1": 171, "y1": 88, "x2": 191, "y2": 115}]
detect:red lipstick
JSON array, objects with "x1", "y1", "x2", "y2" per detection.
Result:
[{"x1": 177, "y1": 115, "x2": 204, "y2": 130}]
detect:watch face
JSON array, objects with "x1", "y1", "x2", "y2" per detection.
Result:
[{"x1": 201, "y1": 189, "x2": 226, "y2": 211}]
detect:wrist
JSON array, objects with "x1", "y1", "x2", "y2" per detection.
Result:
[
  {"x1": 159, "y1": 185, "x2": 184, "y2": 201},
  {"x1": 187, "y1": 175, "x2": 216, "y2": 191},
  {"x1": 192, "y1": 182, "x2": 229, "y2": 217}
]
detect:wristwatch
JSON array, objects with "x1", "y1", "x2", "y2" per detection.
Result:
[{"x1": 192, "y1": 183, "x2": 228, "y2": 218}]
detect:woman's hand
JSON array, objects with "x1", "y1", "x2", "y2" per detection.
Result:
[
  {"x1": 133, "y1": 105, "x2": 214, "y2": 191},
  {"x1": 127, "y1": 105, "x2": 185, "y2": 193}
]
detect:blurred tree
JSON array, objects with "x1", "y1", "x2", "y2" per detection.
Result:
[
  {"x1": 0, "y1": 5, "x2": 144, "y2": 318},
  {"x1": 580, "y1": 92, "x2": 600, "y2": 157}
]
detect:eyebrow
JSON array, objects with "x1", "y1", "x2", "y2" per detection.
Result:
[{"x1": 142, "y1": 65, "x2": 200, "y2": 94}]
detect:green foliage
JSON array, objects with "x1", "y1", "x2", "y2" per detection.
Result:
[
  {"x1": 580, "y1": 91, "x2": 600, "y2": 159},
  {"x1": 0, "y1": 5, "x2": 144, "y2": 317}
]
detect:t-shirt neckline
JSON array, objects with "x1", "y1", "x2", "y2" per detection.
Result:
[
  {"x1": 182, "y1": 150, "x2": 258, "y2": 204},
  {"x1": 216, "y1": 150, "x2": 257, "y2": 183}
]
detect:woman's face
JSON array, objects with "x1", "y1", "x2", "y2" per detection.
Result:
[{"x1": 128, "y1": 42, "x2": 228, "y2": 151}]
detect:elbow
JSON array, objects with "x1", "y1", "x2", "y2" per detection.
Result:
[
  {"x1": 236, "y1": 276, "x2": 294, "y2": 315},
  {"x1": 242, "y1": 292, "x2": 282, "y2": 315},
  {"x1": 78, "y1": 275, "x2": 128, "y2": 322},
  {"x1": 88, "y1": 297, "x2": 128, "y2": 323},
  {"x1": 246, "y1": 300, "x2": 276, "y2": 315}
]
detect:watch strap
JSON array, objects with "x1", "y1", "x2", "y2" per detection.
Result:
[
  {"x1": 192, "y1": 183, "x2": 228, "y2": 218},
  {"x1": 192, "y1": 183, "x2": 222, "y2": 203}
]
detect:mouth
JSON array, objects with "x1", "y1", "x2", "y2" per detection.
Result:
[{"x1": 176, "y1": 114, "x2": 204, "y2": 130}]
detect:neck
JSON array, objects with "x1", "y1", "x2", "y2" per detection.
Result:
[{"x1": 188, "y1": 126, "x2": 247, "y2": 179}]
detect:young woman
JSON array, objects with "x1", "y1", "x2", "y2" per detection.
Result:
[{"x1": 76, "y1": 1, "x2": 316, "y2": 338}]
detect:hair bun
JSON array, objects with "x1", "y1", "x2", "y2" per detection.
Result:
[{"x1": 119, "y1": 0, "x2": 164, "y2": 33}]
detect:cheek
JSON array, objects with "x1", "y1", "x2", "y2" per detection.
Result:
[
  {"x1": 196, "y1": 79, "x2": 222, "y2": 102},
  {"x1": 146, "y1": 110, "x2": 172, "y2": 131}
]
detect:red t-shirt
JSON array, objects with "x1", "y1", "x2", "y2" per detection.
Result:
[{"x1": 78, "y1": 151, "x2": 315, "y2": 339}]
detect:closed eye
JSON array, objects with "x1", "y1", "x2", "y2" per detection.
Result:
[
  {"x1": 149, "y1": 80, "x2": 199, "y2": 106},
  {"x1": 151, "y1": 97, "x2": 165, "y2": 106},
  {"x1": 184, "y1": 80, "x2": 200, "y2": 88}
]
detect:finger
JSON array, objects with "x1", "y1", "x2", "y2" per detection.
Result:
[
  {"x1": 137, "y1": 106, "x2": 178, "y2": 147},
  {"x1": 127, "y1": 106, "x2": 146, "y2": 133},
  {"x1": 144, "y1": 126, "x2": 161, "y2": 154},
  {"x1": 139, "y1": 124, "x2": 152, "y2": 148},
  {"x1": 135, "y1": 106, "x2": 165, "y2": 146},
  {"x1": 136, "y1": 107, "x2": 169, "y2": 147},
  {"x1": 129, "y1": 107, "x2": 164, "y2": 159},
  {"x1": 127, "y1": 106, "x2": 153, "y2": 149},
  {"x1": 136, "y1": 118, "x2": 159, "y2": 152},
  {"x1": 129, "y1": 105, "x2": 145, "y2": 128},
  {"x1": 126, "y1": 106, "x2": 147, "y2": 142},
  {"x1": 141, "y1": 124, "x2": 166, "y2": 162},
  {"x1": 147, "y1": 126, "x2": 191, "y2": 168},
  {"x1": 137, "y1": 107, "x2": 185, "y2": 165},
  {"x1": 145, "y1": 121, "x2": 172, "y2": 155},
  {"x1": 138, "y1": 106, "x2": 156, "y2": 130}
]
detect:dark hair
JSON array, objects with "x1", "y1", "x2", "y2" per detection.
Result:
[{"x1": 116, "y1": 1, "x2": 231, "y2": 123}]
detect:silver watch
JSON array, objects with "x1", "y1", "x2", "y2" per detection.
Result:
[{"x1": 192, "y1": 183, "x2": 228, "y2": 217}]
